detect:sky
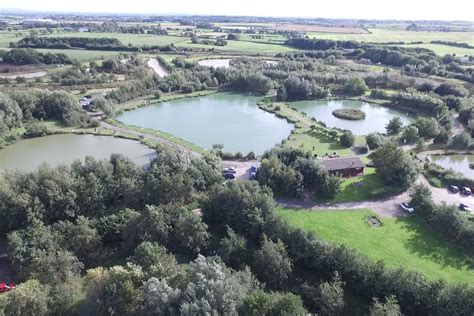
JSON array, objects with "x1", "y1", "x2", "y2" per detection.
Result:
[{"x1": 1, "y1": 0, "x2": 473, "y2": 21}]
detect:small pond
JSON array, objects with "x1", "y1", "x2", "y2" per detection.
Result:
[
  {"x1": 147, "y1": 58, "x2": 168, "y2": 77},
  {"x1": 197, "y1": 58, "x2": 277, "y2": 68},
  {"x1": 0, "y1": 134, "x2": 156, "y2": 172},
  {"x1": 430, "y1": 154, "x2": 474, "y2": 179},
  {"x1": 290, "y1": 99, "x2": 413, "y2": 135},
  {"x1": 115, "y1": 93, "x2": 293, "y2": 154},
  {"x1": 197, "y1": 59, "x2": 231, "y2": 68}
]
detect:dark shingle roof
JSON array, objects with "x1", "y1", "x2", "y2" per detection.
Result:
[{"x1": 320, "y1": 157, "x2": 365, "y2": 171}]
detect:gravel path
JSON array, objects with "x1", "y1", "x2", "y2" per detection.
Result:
[
  {"x1": 0, "y1": 70, "x2": 48, "y2": 79},
  {"x1": 100, "y1": 121, "x2": 200, "y2": 157}
]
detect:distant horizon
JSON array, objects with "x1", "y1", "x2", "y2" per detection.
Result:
[
  {"x1": 1, "y1": 8, "x2": 474, "y2": 23},
  {"x1": 0, "y1": 0, "x2": 473, "y2": 22}
]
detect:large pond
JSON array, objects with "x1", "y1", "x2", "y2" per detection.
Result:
[
  {"x1": 430, "y1": 154, "x2": 474, "y2": 179},
  {"x1": 0, "y1": 134, "x2": 156, "y2": 172},
  {"x1": 116, "y1": 93, "x2": 293, "y2": 154},
  {"x1": 290, "y1": 99, "x2": 413, "y2": 135}
]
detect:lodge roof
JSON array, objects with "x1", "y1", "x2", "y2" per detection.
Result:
[{"x1": 320, "y1": 157, "x2": 365, "y2": 171}]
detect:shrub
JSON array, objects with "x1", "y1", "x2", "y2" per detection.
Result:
[
  {"x1": 451, "y1": 132, "x2": 471, "y2": 149},
  {"x1": 386, "y1": 117, "x2": 403, "y2": 135},
  {"x1": 339, "y1": 131, "x2": 355, "y2": 148},
  {"x1": 341, "y1": 77, "x2": 368, "y2": 96},
  {"x1": 24, "y1": 122, "x2": 50, "y2": 138},
  {"x1": 366, "y1": 133, "x2": 384, "y2": 150}
]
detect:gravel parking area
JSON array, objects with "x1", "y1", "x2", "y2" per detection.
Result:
[{"x1": 221, "y1": 160, "x2": 260, "y2": 180}]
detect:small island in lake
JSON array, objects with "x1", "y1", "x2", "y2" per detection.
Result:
[{"x1": 332, "y1": 108, "x2": 366, "y2": 120}]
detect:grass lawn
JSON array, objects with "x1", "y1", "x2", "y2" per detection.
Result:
[
  {"x1": 262, "y1": 102, "x2": 365, "y2": 157},
  {"x1": 332, "y1": 167, "x2": 394, "y2": 203},
  {"x1": 278, "y1": 208, "x2": 474, "y2": 284}
]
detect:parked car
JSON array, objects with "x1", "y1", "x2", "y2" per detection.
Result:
[
  {"x1": 459, "y1": 203, "x2": 472, "y2": 212},
  {"x1": 448, "y1": 185, "x2": 459, "y2": 193},
  {"x1": 0, "y1": 282, "x2": 15, "y2": 293},
  {"x1": 223, "y1": 172, "x2": 235, "y2": 180},
  {"x1": 400, "y1": 202, "x2": 414, "y2": 213},
  {"x1": 461, "y1": 187, "x2": 472, "y2": 196},
  {"x1": 223, "y1": 167, "x2": 236, "y2": 174},
  {"x1": 249, "y1": 165, "x2": 257, "y2": 179}
]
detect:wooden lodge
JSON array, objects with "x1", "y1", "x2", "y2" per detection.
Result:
[{"x1": 320, "y1": 157, "x2": 365, "y2": 177}]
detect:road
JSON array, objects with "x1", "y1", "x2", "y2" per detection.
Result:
[{"x1": 277, "y1": 175, "x2": 471, "y2": 218}]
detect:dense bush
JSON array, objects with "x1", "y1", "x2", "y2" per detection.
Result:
[
  {"x1": 0, "y1": 48, "x2": 72, "y2": 65},
  {"x1": 340, "y1": 77, "x2": 368, "y2": 96},
  {"x1": 370, "y1": 141, "x2": 420, "y2": 189},
  {"x1": 13, "y1": 36, "x2": 176, "y2": 52},
  {"x1": 365, "y1": 133, "x2": 384, "y2": 150},
  {"x1": 339, "y1": 130, "x2": 355, "y2": 147},
  {"x1": 391, "y1": 91, "x2": 448, "y2": 116},
  {"x1": 257, "y1": 147, "x2": 341, "y2": 199},
  {"x1": 277, "y1": 77, "x2": 329, "y2": 101},
  {"x1": 410, "y1": 185, "x2": 474, "y2": 256},
  {"x1": 203, "y1": 180, "x2": 474, "y2": 315},
  {"x1": 285, "y1": 38, "x2": 361, "y2": 50},
  {"x1": 434, "y1": 82, "x2": 468, "y2": 97}
]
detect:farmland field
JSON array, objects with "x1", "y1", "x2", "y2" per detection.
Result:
[
  {"x1": 308, "y1": 28, "x2": 474, "y2": 43},
  {"x1": 278, "y1": 208, "x2": 474, "y2": 284},
  {"x1": 393, "y1": 43, "x2": 474, "y2": 56},
  {"x1": 0, "y1": 30, "x2": 23, "y2": 48},
  {"x1": 274, "y1": 23, "x2": 369, "y2": 34}
]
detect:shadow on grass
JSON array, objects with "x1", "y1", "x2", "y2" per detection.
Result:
[
  {"x1": 306, "y1": 130, "x2": 344, "y2": 152},
  {"x1": 395, "y1": 216, "x2": 474, "y2": 271},
  {"x1": 335, "y1": 175, "x2": 376, "y2": 201}
]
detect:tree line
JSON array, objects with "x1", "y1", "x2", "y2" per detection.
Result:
[
  {"x1": 12, "y1": 36, "x2": 176, "y2": 52},
  {"x1": 0, "y1": 48, "x2": 72, "y2": 65},
  {"x1": 0, "y1": 89, "x2": 90, "y2": 138}
]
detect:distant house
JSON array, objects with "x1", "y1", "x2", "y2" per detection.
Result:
[{"x1": 320, "y1": 157, "x2": 365, "y2": 177}]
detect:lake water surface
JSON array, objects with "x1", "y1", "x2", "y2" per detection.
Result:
[
  {"x1": 430, "y1": 154, "x2": 474, "y2": 179},
  {"x1": 290, "y1": 99, "x2": 413, "y2": 135},
  {"x1": 115, "y1": 93, "x2": 293, "y2": 154},
  {"x1": 0, "y1": 134, "x2": 156, "y2": 172}
]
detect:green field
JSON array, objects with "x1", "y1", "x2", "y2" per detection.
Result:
[
  {"x1": 309, "y1": 28, "x2": 474, "y2": 44},
  {"x1": 258, "y1": 102, "x2": 361, "y2": 157},
  {"x1": 0, "y1": 30, "x2": 24, "y2": 48},
  {"x1": 278, "y1": 208, "x2": 474, "y2": 284},
  {"x1": 394, "y1": 43, "x2": 474, "y2": 56}
]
